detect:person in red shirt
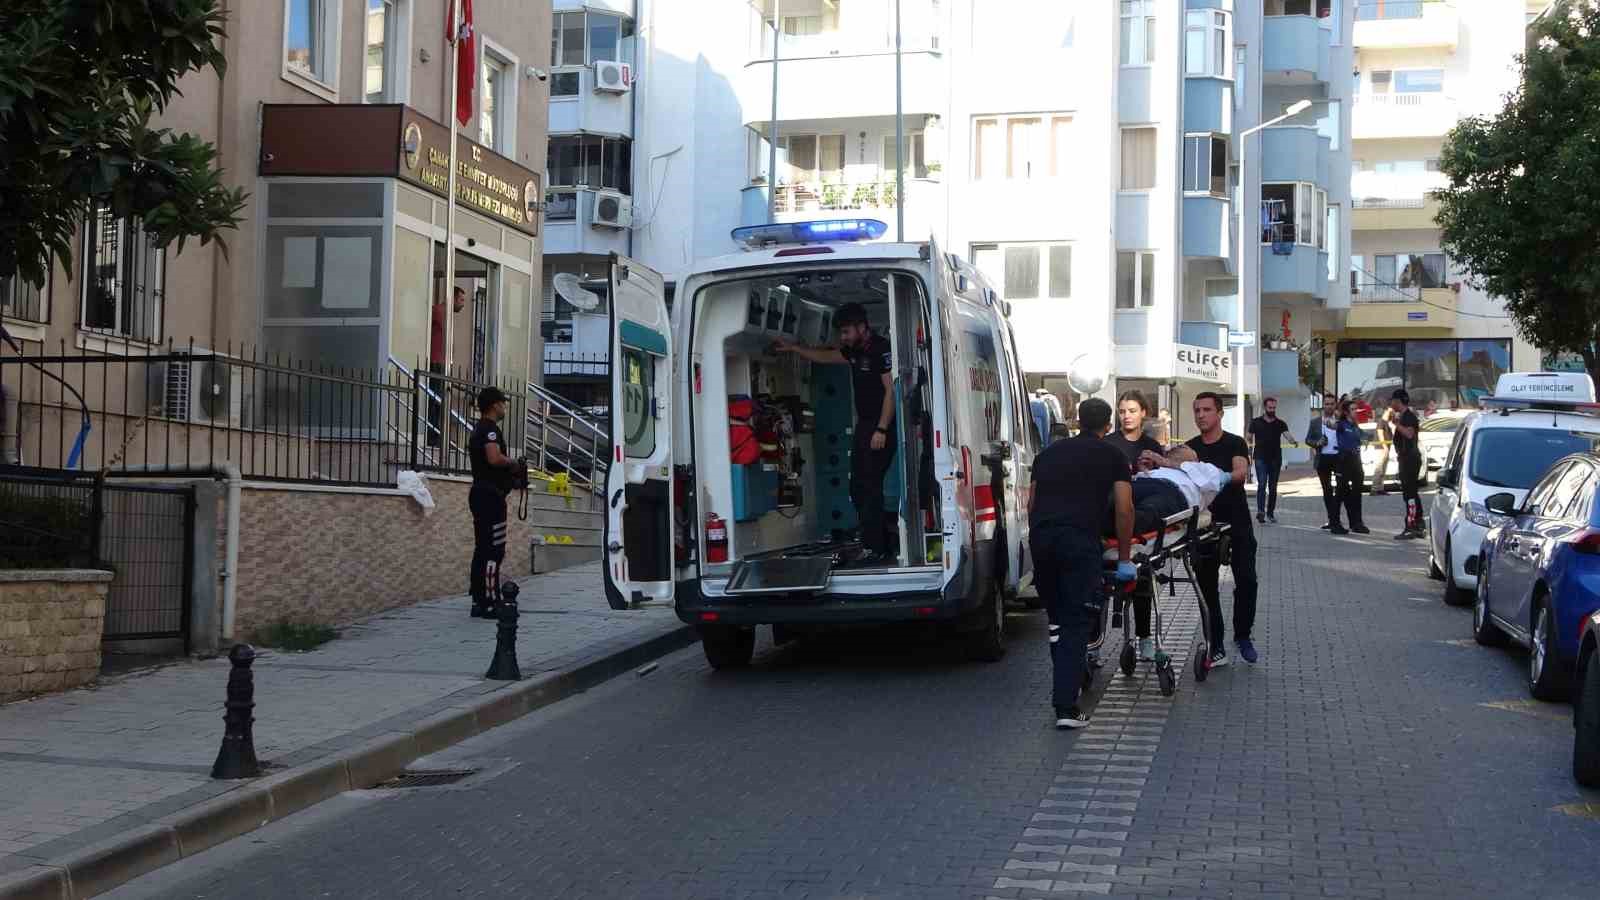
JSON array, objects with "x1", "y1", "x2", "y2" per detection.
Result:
[{"x1": 428, "y1": 286, "x2": 467, "y2": 447}]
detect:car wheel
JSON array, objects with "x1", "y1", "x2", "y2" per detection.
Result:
[
  {"x1": 1529, "y1": 596, "x2": 1570, "y2": 702},
  {"x1": 966, "y1": 582, "x2": 1007, "y2": 663},
  {"x1": 1473, "y1": 572, "x2": 1508, "y2": 647},
  {"x1": 1574, "y1": 649, "x2": 1600, "y2": 787},
  {"x1": 1427, "y1": 551, "x2": 1444, "y2": 581},
  {"x1": 700, "y1": 625, "x2": 755, "y2": 670},
  {"x1": 1442, "y1": 539, "x2": 1471, "y2": 607}
]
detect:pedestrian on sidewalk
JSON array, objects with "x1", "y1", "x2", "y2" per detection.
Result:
[
  {"x1": 1308, "y1": 396, "x2": 1344, "y2": 531},
  {"x1": 1107, "y1": 390, "x2": 1164, "y2": 661},
  {"x1": 1247, "y1": 397, "x2": 1298, "y2": 524},
  {"x1": 428, "y1": 286, "x2": 467, "y2": 448},
  {"x1": 1333, "y1": 398, "x2": 1369, "y2": 535},
  {"x1": 1029, "y1": 398, "x2": 1135, "y2": 730},
  {"x1": 1187, "y1": 392, "x2": 1259, "y2": 666},
  {"x1": 468, "y1": 387, "x2": 520, "y2": 619},
  {"x1": 1389, "y1": 389, "x2": 1426, "y2": 540},
  {"x1": 1370, "y1": 405, "x2": 1393, "y2": 495}
]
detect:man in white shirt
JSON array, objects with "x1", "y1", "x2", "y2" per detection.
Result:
[{"x1": 1108, "y1": 446, "x2": 1228, "y2": 535}]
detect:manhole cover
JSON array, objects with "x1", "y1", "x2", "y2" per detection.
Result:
[{"x1": 375, "y1": 769, "x2": 478, "y2": 789}]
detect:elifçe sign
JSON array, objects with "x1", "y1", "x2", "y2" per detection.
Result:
[{"x1": 1175, "y1": 344, "x2": 1233, "y2": 382}]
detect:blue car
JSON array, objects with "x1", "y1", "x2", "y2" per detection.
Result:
[{"x1": 1476, "y1": 451, "x2": 1600, "y2": 701}]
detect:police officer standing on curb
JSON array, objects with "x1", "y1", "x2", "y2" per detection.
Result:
[
  {"x1": 468, "y1": 386, "x2": 520, "y2": 619},
  {"x1": 1029, "y1": 398, "x2": 1135, "y2": 730}
]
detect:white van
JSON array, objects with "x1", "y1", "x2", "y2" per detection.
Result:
[
  {"x1": 597, "y1": 221, "x2": 1038, "y2": 668},
  {"x1": 1429, "y1": 372, "x2": 1600, "y2": 605}
]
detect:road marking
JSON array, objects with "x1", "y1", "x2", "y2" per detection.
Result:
[
  {"x1": 1434, "y1": 639, "x2": 1477, "y2": 647},
  {"x1": 1553, "y1": 802, "x2": 1600, "y2": 820},
  {"x1": 1478, "y1": 699, "x2": 1567, "y2": 720}
]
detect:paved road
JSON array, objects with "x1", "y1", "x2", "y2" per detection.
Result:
[{"x1": 109, "y1": 494, "x2": 1600, "y2": 899}]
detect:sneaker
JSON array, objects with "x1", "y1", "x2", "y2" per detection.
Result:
[
  {"x1": 1256, "y1": 512, "x2": 1266, "y2": 524},
  {"x1": 1320, "y1": 522, "x2": 1333, "y2": 531},
  {"x1": 1138, "y1": 637, "x2": 1155, "y2": 661},
  {"x1": 1329, "y1": 524, "x2": 1349, "y2": 535},
  {"x1": 470, "y1": 604, "x2": 499, "y2": 619},
  {"x1": 1055, "y1": 706, "x2": 1091, "y2": 729},
  {"x1": 1393, "y1": 530, "x2": 1418, "y2": 541},
  {"x1": 1267, "y1": 513, "x2": 1278, "y2": 524},
  {"x1": 1209, "y1": 649, "x2": 1230, "y2": 668},
  {"x1": 1351, "y1": 524, "x2": 1372, "y2": 535},
  {"x1": 1236, "y1": 638, "x2": 1258, "y2": 664}
]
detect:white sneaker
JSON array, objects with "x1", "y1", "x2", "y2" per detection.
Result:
[
  {"x1": 1209, "y1": 649, "x2": 1230, "y2": 669},
  {"x1": 1055, "y1": 707, "x2": 1091, "y2": 729},
  {"x1": 1138, "y1": 638, "x2": 1155, "y2": 661}
]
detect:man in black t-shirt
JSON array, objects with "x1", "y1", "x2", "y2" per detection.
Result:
[
  {"x1": 467, "y1": 387, "x2": 520, "y2": 619},
  {"x1": 1389, "y1": 389, "x2": 1425, "y2": 540},
  {"x1": 775, "y1": 302, "x2": 897, "y2": 562},
  {"x1": 1029, "y1": 398, "x2": 1135, "y2": 730},
  {"x1": 1247, "y1": 397, "x2": 1298, "y2": 524},
  {"x1": 1186, "y1": 392, "x2": 1259, "y2": 667}
]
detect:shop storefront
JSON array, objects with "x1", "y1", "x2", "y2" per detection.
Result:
[
  {"x1": 1329, "y1": 338, "x2": 1514, "y2": 416},
  {"x1": 258, "y1": 105, "x2": 540, "y2": 421}
]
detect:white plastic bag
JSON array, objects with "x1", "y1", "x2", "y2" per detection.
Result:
[{"x1": 396, "y1": 470, "x2": 436, "y2": 516}]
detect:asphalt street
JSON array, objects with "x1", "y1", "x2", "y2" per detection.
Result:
[{"x1": 107, "y1": 492, "x2": 1600, "y2": 900}]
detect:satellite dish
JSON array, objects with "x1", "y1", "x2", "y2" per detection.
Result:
[
  {"x1": 553, "y1": 272, "x2": 602, "y2": 312},
  {"x1": 1067, "y1": 353, "x2": 1107, "y2": 396}
]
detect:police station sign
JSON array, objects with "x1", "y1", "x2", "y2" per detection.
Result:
[{"x1": 1175, "y1": 344, "x2": 1232, "y2": 382}]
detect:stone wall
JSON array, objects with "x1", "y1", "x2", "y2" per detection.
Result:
[{"x1": 0, "y1": 570, "x2": 112, "y2": 703}]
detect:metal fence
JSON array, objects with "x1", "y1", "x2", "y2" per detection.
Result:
[
  {"x1": 0, "y1": 467, "x2": 101, "y2": 568},
  {"x1": 543, "y1": 350, "x2": 610, "y2": 379},
  {"x1": 99, "y1": 482, "x2": 192, "y2": 647},
  {"x1": 388, "y1": 357, "x2": 528, "y2": 478}
]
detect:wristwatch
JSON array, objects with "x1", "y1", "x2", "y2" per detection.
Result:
[{"x1": 874, "y1": 427, "x2": 888, "y2": 434}]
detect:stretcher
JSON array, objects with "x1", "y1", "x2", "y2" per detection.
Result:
[{"x1": 1088, "y1": 506, "x2": 1232, "y2": 697}]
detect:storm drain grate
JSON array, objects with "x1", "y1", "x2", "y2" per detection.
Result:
[{"x1": 375, "y1": 768, "x2": 479, "y2": 789}]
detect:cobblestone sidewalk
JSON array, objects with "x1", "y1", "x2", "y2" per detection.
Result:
[{"x1": 0, "y1": 563, "x2": 683, "y2": 878}]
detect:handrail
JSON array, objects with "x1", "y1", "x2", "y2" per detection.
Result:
[
  {"x1": 524, "y1": 380, "x2": 609, "y2": 510},
  {"x1": 529, "y1": 381, "x2": 607, "y2": 442}
]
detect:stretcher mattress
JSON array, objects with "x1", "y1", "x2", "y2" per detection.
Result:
[{"x1": 1100, "y1": 509, "x2": 1211, "y2": 560}]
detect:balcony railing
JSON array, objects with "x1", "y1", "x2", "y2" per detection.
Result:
[
  {"x1": 772, "y1": 180, "x2": 904, "y2": 214},
  {"x1": 1353, "y1": 197, "x2": 1426, "y2": 209},
  {"x1": 1351, "y1": 279, "x2": 1422, "y2": 303},
  {"x1": 1356, "y1": 1, "x2": 1430, "y2": 21},
  {"x1": 1353, "y1": 92, "x2": 1453, "y2": 107}
]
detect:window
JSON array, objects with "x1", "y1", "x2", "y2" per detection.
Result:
[
  {"x1": 1120, "y1": 127, "x2": 1156, "y2": 191},
  {"x1": 780, "y1": 133, "x2": 844, "y2": 184},
  {"x1": 547, "y1": 135, "x2": 633, "y2": 193},
  {"x1": 1185, "y1": 10, "x2": 1229, "y2": 77},
  {"x1": 552, "y1": 11, "x2": 635, "y2": 67},
  {"x1": 1326, "y1": 204, "x2": 1340, "y2": 280},
  {"x1": 1116, "y1": 251, "x2": 1155, "y2": 309},
  {"x1": 1375, "y1": 252, "x2": 1447, "y2": 289},
  {"x1": 481, "y1": 51, "x2": 511, "y2": 153},
  {"x1": 1394, "y1": 68, "x2": 1444, "y2": 93},
  {"x1": 1234, "y1": 46, "x2": 1247, "y2": 110},
  {"x1": 972, "y1": 114, "x2": 1071, "y2": 180},
  {"x1": 620, "y1": 349, "x2": 657, "y2": 458},
  {"x1": 1261, "y1": 182, "x2": 1319, "y2": 246},
  {"x1": 970, "y1": 242, "x2": 1072, "y2": 301},
  {"x1": 1315, "y1": 189, "x2": 1327, "y2": 250},
  {"x1": 1358, "y1": 1, "x2": 1427, "y2": 22},
  {"x1": 881, "y1": 133, "x2": 928, "y2": 179},
  {"x1": 551, "y1": 71, "x2": 580, "y2": 98},
  {"x1": 284, "y1": 0, "x2": 337, "y2": 88},
  {"x1": 1298, "y1": 183, "x2": 1314, "y2": 248},
  {"x1": 363, "y1": 0, "x2": 400, "y2": 103},
  {"x1": 1, "y1": 269, "x2": 48, "y2": 325},
  {"x1": 81, "y1": 205, "x2": 164, "y2": 343},
  {"x1": 1370, "y1": 70, "x2": 1392, "y2": 93},
  {"x1": 1183, "y1": 134, "x2": 1228, "y2": 195},
  {"x1": 554, "y1": 11, "x2": 585, "y2": 66},
  {"x1": 1121, "y1": 1, "x2": 1156, "y2": 65}
]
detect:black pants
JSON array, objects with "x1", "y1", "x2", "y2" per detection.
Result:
[
  {"x1": 1316, "y1": 453, "x2": 1340, "y2": 525},
  {"x1": 469, "y1": 483, "x2": 508, "y2": 609},
  {"x1": 1337, "y1": 451, "x2": 1365, "y2": 528},
  {"x1": 1102, "y1": 480, "x2": 1186, "y2": 639},
  {"x1": 1030, "y1": 523, "x2": 1103, "y2": 712},
  {"x1": 427, "y1": 362, "x2": 445, "y2": 449},
  {"x1": 1196, "y1": 516, "x2": 1258, "y2": 649},
  {"x1": 1254, "y1": 457, "x2": 1282, "y2": 516},
  {"x1": 850, "y1": 422, "x2": 897, "y2": 555},
  {"x1": 1398, "y1": 451, "x2": 1424, "y2": 531}
]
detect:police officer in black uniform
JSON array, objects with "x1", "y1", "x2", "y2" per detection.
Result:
[
  {"x1": 775, "y1": 302, "x2": 897, "y2": 563},
  {"x1": 468, "y1": 386, "x2": 519, "y2": 618}
]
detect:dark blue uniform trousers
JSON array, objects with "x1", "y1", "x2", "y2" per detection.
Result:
[{"x1": 1029, "y1": 522, "x2": 1104, "y2": 712}]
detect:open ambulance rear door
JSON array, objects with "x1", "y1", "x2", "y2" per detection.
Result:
[{"x1": 601, "y1": 254, "x2": 675, "y2": 611}]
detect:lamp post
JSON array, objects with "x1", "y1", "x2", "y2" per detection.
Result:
[{"x1": 1234, "y1": 98, "x2": 1312, "y2": 426}]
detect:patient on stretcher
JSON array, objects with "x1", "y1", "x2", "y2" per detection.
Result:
[{"x1": 1103, "y1": 446, "x2": 1228, "y2": 537}]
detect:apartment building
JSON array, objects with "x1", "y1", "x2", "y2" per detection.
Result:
[{"x1": 1326, "y1": 0, "x2": 1538, "y2": 414}]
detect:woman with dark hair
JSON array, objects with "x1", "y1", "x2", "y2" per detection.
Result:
[
  {"x1": 1333, "y1": 398, "x2": 1369, "y2": 534},
  {"x1": 1106, "y1": 389, "x2": 1163, "y2": 661}
]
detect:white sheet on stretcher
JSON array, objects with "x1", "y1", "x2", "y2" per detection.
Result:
[{"x1": 1101, "y1": 509, "x2": 1212, "y2": 561}]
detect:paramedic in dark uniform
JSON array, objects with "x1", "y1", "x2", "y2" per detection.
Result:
[
  {"x1": 774, "y1": 302, "x2": 898, "y2": 563},
  {"x1": 467, "y1": 387, "x2": 519, "y2": 619},
  {"x1": 1028, "y1": 398, "x2": 1135, "y2": 730}
]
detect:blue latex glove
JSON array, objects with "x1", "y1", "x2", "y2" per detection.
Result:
[
  {"x1": 1115, "y1": 561, "x2": 1137, "y2": 583},
  {"x1": 1216, "y1": 471, "x2": 1233, "y2": 492}
]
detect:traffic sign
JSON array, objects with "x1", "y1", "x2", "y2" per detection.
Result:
[{"x1": 1227, "y1": 330, "x2": 1255, "y2": 348}]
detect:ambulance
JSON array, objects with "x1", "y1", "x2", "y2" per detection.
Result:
[{"x1": 595, "y1": 220, "x2": 1039, "y2": 669}]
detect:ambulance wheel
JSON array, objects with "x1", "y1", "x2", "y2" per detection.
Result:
[
  {"x1": 1158, "y1": 662, "x2": 1176, "y2": 697},
  {"x1": 965, "y1": 583, "x2": 1007, "y2": 663},
  {"x1": 771, "y1": 624, "x2": 798, "y2": 646},
  {"x1": 1193, "y1": 643, "x2": 1210, "y2": 683},
  {"x1": 700, "y1": 625, "x2": 755, "y2": 670},
  {"x1": 1119, "y1": 642, "x2": 1137, "y2": 677}
]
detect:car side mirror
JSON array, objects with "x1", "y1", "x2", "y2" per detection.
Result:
[
  {"x1": 1437, "y1": 468, "x2": 1456, "y2": 488},
  {"x1": 1485, "y1": 492, "x2": 1517, "y2": 515}
]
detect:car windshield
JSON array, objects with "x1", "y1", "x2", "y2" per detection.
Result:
[{"x1": 1468, "y1": 428, "x2": 1600, "y2": 489}]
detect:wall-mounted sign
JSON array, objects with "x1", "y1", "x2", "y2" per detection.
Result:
[
  {"x1": 1175, "y1": 344, "x2": 1233, "y2": 382},
  {"x1": 1227, "y1": 330, "x2": 1256, "y2": 348},
  {"x1": 1406, "y1": 311, "x2": 1428, "y2": 321}
]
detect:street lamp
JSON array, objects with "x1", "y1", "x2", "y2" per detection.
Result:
[{"x1": 1234, "y1": 98, "x2": 1313, "y2": 426}]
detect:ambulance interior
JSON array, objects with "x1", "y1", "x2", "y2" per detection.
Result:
[{"x1": 691, "y1": 268, "x2": 942, "y2": 591}]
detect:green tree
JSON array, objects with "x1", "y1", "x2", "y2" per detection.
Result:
[
  {"x1": 0, "y1": 0, "x2": 246, "y2": 289},
  {"x1": 1435, "y1": 0, "x2": 1600, "y2": 377}
]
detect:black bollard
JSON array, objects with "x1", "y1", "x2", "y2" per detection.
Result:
[
  {"x1": 211, "y1": 643, "x2": 262, "y2": 779},
  {"x1": 485, "y1": 581, "x2": 522, "y2": 680}
]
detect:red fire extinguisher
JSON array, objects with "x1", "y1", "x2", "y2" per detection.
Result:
[{"x1": 705, "y1": 512, "x2": 729, "y2": 563}]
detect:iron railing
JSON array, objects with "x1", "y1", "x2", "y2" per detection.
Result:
[
  {"x1": 1, "y1": 274, "x2": 49, "y2": 325},
  {"x1": 543, "y1": 350, "x2": 609, "y2": 378},
  {"x1": 1356, "y1": 1, "x2": 1438, "y2": 21},
  {"x1": 772, "y1": 181, "x2": 903, "y2": 214},
  {"x1": 1349, "y1": 267, "x2": 1422, "y2": 303},
  {"x1": 0, "y1": 467, "x2": 102, "y2": 568},
  {"x1": 525, "y1": 381, "x2": 609, "y2": 509}
]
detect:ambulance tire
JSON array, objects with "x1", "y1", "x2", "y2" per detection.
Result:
[
  {"x1": 965, "y1": 576, "x2": 1007, "y2": 663},
  {"x1": 700, "y1": 625, "x2": 755, "y2": 670}
]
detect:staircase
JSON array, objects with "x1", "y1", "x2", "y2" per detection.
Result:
[{"x1": 523, "y1": 381, "x2": 611, "y2": 572}]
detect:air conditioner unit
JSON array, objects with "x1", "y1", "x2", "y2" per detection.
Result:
[
  {"x1": 591, "y1": 191, "x2": 633, "y2": 229},
  {"x1": 155, "y1": 351, "x2": 243, "y2": 427},
  {"x1": 593, "y1": 60, "x2": 632, "y2": 93}
]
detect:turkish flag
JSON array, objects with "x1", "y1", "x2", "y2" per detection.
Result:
[{"x1": 446, "y1": 0, "x2": 474, "y2": 126}]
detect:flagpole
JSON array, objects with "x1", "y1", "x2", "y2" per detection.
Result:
[{"x1": 443, "y1": 4, "x2": 462, "y2": 383}]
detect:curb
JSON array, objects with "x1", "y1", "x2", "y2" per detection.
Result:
[{"x1": 0, "y1": 623, "x2": 698, "y2": 900}]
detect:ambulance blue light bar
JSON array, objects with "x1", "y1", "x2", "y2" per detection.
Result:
[{"x1": 731, "y1": 219, "x2": 888, "y2": 248}]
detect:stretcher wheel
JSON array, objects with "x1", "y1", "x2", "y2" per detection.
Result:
[
  {"x1": 1119, "y1": 642, "x2": 1137, "y2": 677},
  {"x1": 1157, "y1": 662, "x2": 1176, "y2": 697},
  {"x1": 1193, "y1": 644, "x2": 1210, "y2": 683}
]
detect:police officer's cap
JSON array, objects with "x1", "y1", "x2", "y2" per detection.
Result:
[{"x1": 477, "y1": 386, "x2": 510, "y2": 412}]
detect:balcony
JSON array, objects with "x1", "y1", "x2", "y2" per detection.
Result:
[
  {"x1": 543, "y1": 189, "x2": 631, "y2": 257},
  {"x1": 738, "y1": 178, "x2": 941, "y2": 241},
  {"x1": 1351, "y1": 92, "x2": 1459, "y2": 140},
  {"x1": 1353, "y1": 1, "x2": 1460, "y2": 50},
  {"x1": 1347, "y1": 280, "x2": 1458, "y2": 329},
  {"x1": 1183, "y1": 77, "x2": 1232, "y2": 135},
  {"x1": 1183, "y1": 195, "x2": 1231, "y2": 260},
  {"x1": 1261, "y1": 125, "x2": 1330, "y2": 186},
  {"x1": 1262, "y1": 15, "x2": 1333, "y2": 86},
  {"x1": 739, "y1": 51, "x2": 944, "y2": 124},
  {"x1": 547, "y1": 67, "x2": 634, "y2": 138},
  {"x1": 1261, "y1": 224, "x2": 1331, "y2": 301},
  {"x1": 1180, "y1": 320, "x2": 1229, "y2": 351}
]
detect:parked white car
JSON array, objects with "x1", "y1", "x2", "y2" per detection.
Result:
[
  {"x1": 1419, "y1": 410, "x2": 1470, "y2": 481},
  {"x1": 1359, "y1": 421, "x2": 1398, "y2": 489}
]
